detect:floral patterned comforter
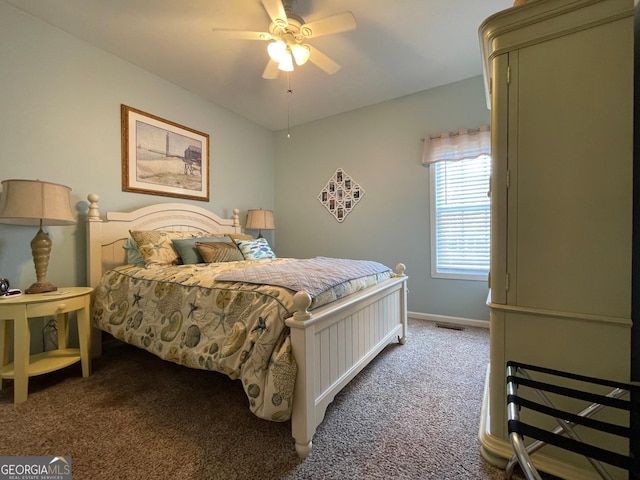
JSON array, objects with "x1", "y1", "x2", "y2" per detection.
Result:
[{"x1": 92, "y1": 258, "x2": 393, "y2": 421}]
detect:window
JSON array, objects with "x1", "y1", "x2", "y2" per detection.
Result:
[
  {"x1": 421, "y1": 126, "x2": 491, "y2": 281},
  {"x1": 429, "y1": 155, "x2": 490, "y2": 280}
]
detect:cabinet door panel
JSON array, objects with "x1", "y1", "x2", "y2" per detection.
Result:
[
  {"x1": 513, "y1": 20, "x2": 632, "y2": 317},
  {"x1": 489, "y1": 54, "x2": 510, "y2": 304}
]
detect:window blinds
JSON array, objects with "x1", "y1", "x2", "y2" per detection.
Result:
[
  {"x1": 423, "y1": 125, "x2": 491, "y2": 279},
  {"x1": 432, "y1": 156, "x2": 491, "y2": 277}
]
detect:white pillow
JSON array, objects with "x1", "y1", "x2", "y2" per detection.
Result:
[{"x1": 234, "y1": 238, "x2": 276, "y2": 260}]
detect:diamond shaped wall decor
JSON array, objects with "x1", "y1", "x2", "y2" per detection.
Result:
[{"x1": 317, "y1": 168, "x2": 365, "y2": 223}]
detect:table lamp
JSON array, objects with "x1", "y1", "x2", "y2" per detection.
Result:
[
  {"x1": 0, "y1": 179, "x2": 76, "y2": 294},
  {"x1": 245, "y1": 209, "x2": 275, "y2": 238}
]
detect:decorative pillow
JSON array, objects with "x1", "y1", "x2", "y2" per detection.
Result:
[
  {"x1": 196, "y1": 242, "x2": 244, "y2": 263},
  {"x1": 129, "y1": 230, "x2": 209, "y2": 266},
  {"x1": 123, "y1": 237, "x2": 145, "y2": 265},
  {"x1": 228, "y1": 233, "x2": 254, "y2": 242},
  {"x1": 172, "y1": 236, "x2": 231, "y2": 264},
  {"x1": 234, "y1": 238, "x2": 276, "y2": 260}
]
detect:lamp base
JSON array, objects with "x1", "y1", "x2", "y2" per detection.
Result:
[
  {"x1": 25, "y1": 281, "x2": 57, "y2": 294},
  {"x1": 27, "y1": 226, "x2": 55, "y2": 294}
]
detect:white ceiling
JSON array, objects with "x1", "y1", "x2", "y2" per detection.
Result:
[{"x1": 6, "y1": 0, "x2": 513, "y2": 131}]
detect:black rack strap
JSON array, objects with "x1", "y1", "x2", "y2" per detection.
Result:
[
  {"x1": 506, "y1": 375, "x2": 632, "y2": 411},
  {"x1": 508, "y1": 420, "x2": 635, "y2": 472},
  {"x1": 507, "y1": 360, "x2": 640, "y2": 394},
  {"x1": 507, "y1": 394, "x2": 631, "y2": 438}
]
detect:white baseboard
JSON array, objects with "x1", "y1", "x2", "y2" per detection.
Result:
[{"x1": 408, "y1": 311, "x2": 489, "y2": 329}]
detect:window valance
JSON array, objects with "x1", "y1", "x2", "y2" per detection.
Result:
[{"x1": 421, "y1": 125, "x2": 490, "y2": 165}]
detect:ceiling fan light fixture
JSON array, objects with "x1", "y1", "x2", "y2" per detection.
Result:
[
  {"x1": 212, "y1": 1, "x2": 357, "y2": 79},
  {"x1": 267, "y1": 40, "x2": 287, "y2": 62},
  {"x1": 277, "y1": 51, "x2": 294, "y2": 71},
  {"x1": 290, "y1": 43, "x2": 310, "y2": 66}
]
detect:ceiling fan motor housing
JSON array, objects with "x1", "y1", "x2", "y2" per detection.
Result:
[{"x1": 269, "y1": 17, "x2": 307, "y2": 43}]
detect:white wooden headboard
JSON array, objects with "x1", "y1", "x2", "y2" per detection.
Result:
[{"x1": 86, "y1": 193, "x2": 241, "y2": 287}]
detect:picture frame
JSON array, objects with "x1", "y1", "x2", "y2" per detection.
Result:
[
  {"x1": 317, "y1": 168, "x2": 365, "y2": 223},
  {"x1": 121, "y1": 105, "x2": 210, "y2": 201}
]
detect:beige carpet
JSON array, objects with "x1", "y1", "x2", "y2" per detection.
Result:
[{"x1": 0, "y1": 319, "x2": 533, "y2": 479}]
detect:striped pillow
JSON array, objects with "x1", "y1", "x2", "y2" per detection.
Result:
[{"x1": 196, "y1": 242, "x2": 244, "y2": 263}]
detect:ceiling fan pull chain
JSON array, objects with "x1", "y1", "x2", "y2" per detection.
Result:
[{"x1": 287, "y1": 73, "x2": 293, "y2": 139}]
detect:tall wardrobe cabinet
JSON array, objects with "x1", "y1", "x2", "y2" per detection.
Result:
[{"x1": 479, "y1": 1, "x2": 633, "y2": 478}]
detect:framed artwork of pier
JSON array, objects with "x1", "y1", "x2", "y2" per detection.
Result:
[{"x1": 121, "y1": 105, "x2": 210, "y2": 201}]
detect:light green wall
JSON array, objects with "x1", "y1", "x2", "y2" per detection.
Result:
[
  {"x1": 273, "y1": 77, "x2": 491, "y2": 321},
  {"x1": 0, "y1": 2, "x2": 274, "y2": 294},
  {"x1": 1, "y1": 1, "x2": 491, "y2": 324}
]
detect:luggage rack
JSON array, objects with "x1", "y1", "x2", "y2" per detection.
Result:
[{"x1": 505, "y1": 361, "x2": 639, "y2": 480}]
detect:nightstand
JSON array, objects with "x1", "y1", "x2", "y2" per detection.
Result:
[{"x1": 0, "y1": 286, "x2": 93, "y2": 403}]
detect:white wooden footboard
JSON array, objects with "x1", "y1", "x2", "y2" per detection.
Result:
[{"x1": 286, "y1": 264, "x2": 408, "y2": 458}]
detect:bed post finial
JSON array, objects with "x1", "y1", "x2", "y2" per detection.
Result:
[
  {"x1": 292, "y1": 291, "x2": 312, "y2": 322},
  {"x1": 87, "y1": 193, "x2": 100, "y2": 221},
  {"x1": 395, "y1": 263, "x2": 406, "y2": 277},
  {"x1": 232, "y1": 208, "x2": 240, "y2": 229}
]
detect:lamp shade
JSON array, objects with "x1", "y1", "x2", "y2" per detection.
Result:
[
  {"x1": 245, "y1": 209, "x2": 275, "y2": 231},
  {"x1": 0, "y1": 179, "x2": 76, "y2": 294},
  {"x1": 0, "y1": 179, "x2": 76, "y2": 226}
]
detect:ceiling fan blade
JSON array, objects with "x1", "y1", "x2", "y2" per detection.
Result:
[
  {"x1": 301, "y1": 12, "x2": 356, "y2": 38},
  {"x1": 261, "y1": 0, "x2": 288, "y2": 28},
  {"x1": 211, "y1": 29, "x2": 272, "y2": 41},
  {"x1": 308, "y1": 46, "x2": 341, "y2": 75},
  {"x1": 262, "y1": 59, "x2": 280, "y2": 79}
]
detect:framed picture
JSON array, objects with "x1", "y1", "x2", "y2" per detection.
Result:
[
  {"x1": 121, "y1": 105, "x2": 210, "y2": 201},
  {"x1": 317, "y1": 168, "x2": 365, "y2": 223}
]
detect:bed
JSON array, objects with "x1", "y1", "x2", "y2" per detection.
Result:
[{"x1": 85, "y1": 194, "x2": 408, "y2": 458}]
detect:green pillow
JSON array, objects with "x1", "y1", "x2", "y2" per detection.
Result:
[{"x1": 123, "y1": 237, "x2": 145, "y2": 265}]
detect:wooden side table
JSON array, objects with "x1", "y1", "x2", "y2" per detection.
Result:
[{"x1": 0, "y1": 286, "x2": 93, "y2": 403}]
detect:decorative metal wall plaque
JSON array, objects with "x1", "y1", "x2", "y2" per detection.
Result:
[{"x1": 317, "y1": 168, "x2": 364, "y2": 223}]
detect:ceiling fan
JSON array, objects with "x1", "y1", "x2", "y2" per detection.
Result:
[{"x1": 212, "y1": 0, "x2": 356, "y2": 79}]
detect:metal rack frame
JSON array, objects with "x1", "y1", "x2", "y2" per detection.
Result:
[{"x1": 506, "y1": 361, "x2": 639, "y2": 480}]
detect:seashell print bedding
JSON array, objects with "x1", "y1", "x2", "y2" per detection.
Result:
[{"x1": 91, "y1": 258, "x2": 392, "y2": 421}]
